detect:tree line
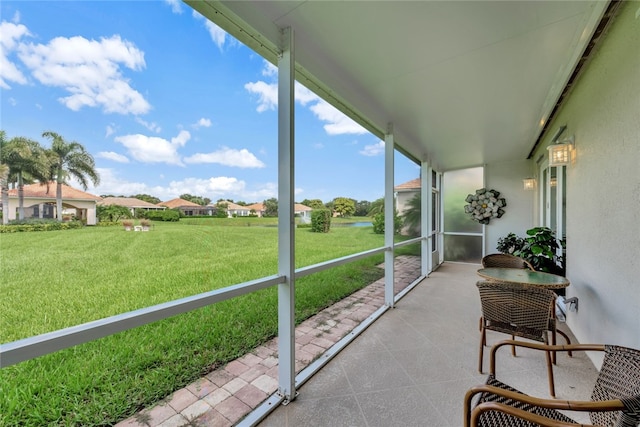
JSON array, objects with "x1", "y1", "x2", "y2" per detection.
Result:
[
  {"x1": 1, "y1": 129, "x2": 402, "y2": 224},
  {"x1": 0, "y1": 130, "x2": 100, "y2": 225}
]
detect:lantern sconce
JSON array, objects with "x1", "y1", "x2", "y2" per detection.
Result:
[
  {"x1": 547, "y1": 125, "x2": 575, "y2": 166},
  {"x1": 523, "y1": 178, "x2": 536, "y2": 190}
]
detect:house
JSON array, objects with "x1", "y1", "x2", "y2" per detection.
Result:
[
  {"x1": 245, "y1": 202, "x2": 265, "y2": 217},
  {"x1": 98, "y1": 197, "x2": 166, "y2": 216},
  {"x1": 294, "y1": 203, "x2": 312, "y2": 219},
  {"x1": 394, "y1": 178, "x2": 420, "y2": 216},
  {"x1": 158, "y1": 198, "x2": 210, "y2": 216},
  {"x1": 5, "y1": 182, "x2": 101, "y2": 225},
  {"x1": 219, "y1": 201, "x2": 253, "y2": 217},
  {"x1": 229, "y1": 202, "x2": 311, "y2": 218}
]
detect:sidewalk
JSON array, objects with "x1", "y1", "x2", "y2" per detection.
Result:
[{"x1": 116, "y1": 255, "x2": 422, "y2": 427}]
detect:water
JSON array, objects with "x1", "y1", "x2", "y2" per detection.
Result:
[{"x1": 337, "y1": 221, "x2": 372, "y2": 227}]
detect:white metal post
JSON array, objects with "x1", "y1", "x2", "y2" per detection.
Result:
[
  {"x1": 384, "y1": 125, "x2": 395, "y2": 307},
  {"x1": 422, "y1": 163, "x2": 430, "y2": 275},
  {"x1": 277, "y1": 27, "x2": 296, "y2": 402}
]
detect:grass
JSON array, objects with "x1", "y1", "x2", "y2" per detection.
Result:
[{"x1": 0, "y1": 219, "x2": 418, "y2": 426}]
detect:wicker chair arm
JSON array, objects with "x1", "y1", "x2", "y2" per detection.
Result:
[
  {"x1": 489, "y1": 341, "x2": 606, "y2": 374},
  {"x1": 470, "y1": 402, "x2": 602, "y2": 427},
  {"x1": 464, "y1": 384, "x2": 625, "y2": 427}
]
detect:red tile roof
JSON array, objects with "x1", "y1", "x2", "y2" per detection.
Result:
[
  {"x1": 223, "y1": 202, "x2": 249, "y2": 211},
  {"x1": 159, "y1": 198, "x2": 203, "y2": 208},
  {"x1": 294, "y1": 203, "x2": 313, "y2": 212},
  {"x1": 98, "y1": 197, "x2": 164, "y2": 209},
  {"x1": 7, "y1": 182, "x2": 102, "y2": 201},
  {"x1": 246, "y1": 203, "x2": 265, "y2": 212},
  {"x1": 394, "y1": 178, "x2": 421, "y2": 191}
]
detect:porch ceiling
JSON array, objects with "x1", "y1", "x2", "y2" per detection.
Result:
[{"x1": 187, "y1": 1, "x2": 610, "y2": 171}]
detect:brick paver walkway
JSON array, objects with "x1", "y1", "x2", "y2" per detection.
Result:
[{"x1": 116, "y1": 256, "x2": 421, "y2": 427}]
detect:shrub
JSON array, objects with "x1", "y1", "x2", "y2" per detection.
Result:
[
  {"x1": 0, "y1": 219, "x2": 83, "y2": 233},
  {"x1": 134, "y1": 208, "x2": 149, "y2": 219},
  {"x1": 372, "y1": 212, "x2": 402, "y2": 235},
  {"x1": 98, "y1": 204, "x2": 132, "y2": 222},
  {"x1": 146, "y1": 209, "x2": 180, "y2": 222},
  {"x1": 311, "y1": 209, "x2": 331, "y2": 233}
]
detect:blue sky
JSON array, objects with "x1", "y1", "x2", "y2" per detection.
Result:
[{"x1": 1, "y1": 1, "x2": 418, "y2": 204}]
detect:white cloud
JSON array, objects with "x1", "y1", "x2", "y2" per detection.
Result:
[
  {"x1": 114, "y1": 130, "x2": 190, "y2": 166},
  {"x1": 8, "y1": 97, "x2": 17, "y2": 106},
  {"x1": 244, "y1": 80, "x2": 277, "y2": 112},
  {"x1": 192, "y1": 10, "x2": 227, "y2": 49},
  {"x1": 97, "y1": 151, "x2": 129, "y2": 163},
  {"x1": 0, "y1": 20, "x2": 30, "y2": 89},
  {"x1": 164, "y1": 0, "x2": 182, "y2": 14},
  {"x1": 360, "y1": 141, "x2": 385, "y2": 157},
  {"x1": 246, "y1": 60, "x2": 366, "y2": 135},
  {"x1": 310, "y1": 100, "x2": 368, "y2": 135},
  {"x1": 167, "y1": 176, "x2": 247, "y2": 199},
  {"x1": 184, "y1": 147, "x2": 265, "y2": 168},
  {"x1": 17, "y1": 34, "x2": 150, "y2": 114},
  {"x1": 262, "y1": 62, "x2": 277, "y2": 77},
  {"x1": 171, "y1": 130, "x2": 190, "y2": 147},
  {"x1": 73, "y1": 168, "x2": 160, "y2": 197},
  {"x1": 193, "y1": 117, "x2": 212, "y2": 129},
  {"x1": 245, "y1": 182, "x2": 278, "y2": 200},
  {"x1": 83, "y1": 168, "x2": 276, "y2": 202},
  {"x1": 135, "y1": 117, "x2": 161, "y2": 133},
  {"x1": 105, "y1": 124, "x2": 116, "y2": 137},
  {"x1": 295, "y1": 83, "x2": 320, "y2": 106}
]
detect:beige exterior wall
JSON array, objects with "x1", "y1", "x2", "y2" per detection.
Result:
[
  {"x1": 395, "y1": 190, "x2": 418, "y2": 216},
  {"x1": 484, "y1": 159, "x2": 535, "y2": 254},
  {"x1": 531, "y1": 2, "x2": 640, "y2": 358},
  {"x1": 6, "y1": 197, "x2": 98, "y2": 225}
]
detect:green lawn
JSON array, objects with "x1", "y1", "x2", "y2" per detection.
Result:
[{"x1": 0, "y1": 220, "x2": 415, "y2": 426}]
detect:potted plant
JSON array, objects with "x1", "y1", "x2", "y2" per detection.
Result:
[
  {"x1": 140, "y1": 219, "x2": 150, "y2": 231},
  {"x1": 497, "y1": 227, "x2": 564, "y2": 275},
  {"x1": 496, "y1": 232, "x2": 524, "y2": 255},
  {"x1": 122, "y1": 220, "x2": 133, "y2": 231}
]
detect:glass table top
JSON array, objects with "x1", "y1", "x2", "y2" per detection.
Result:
[{"x1": 477, "y1": 268, "x2": 569, "y2": 289}]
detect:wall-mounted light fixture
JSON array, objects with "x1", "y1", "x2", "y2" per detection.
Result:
[
  {"x1": 547, "y1": 125, "x2": 575, "y2": 166},
  {"x1": 523, "y1": 178, "x2": 536, "y2": 190}
]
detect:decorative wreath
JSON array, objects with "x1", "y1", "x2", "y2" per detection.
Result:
[{"x1": 464, "y1": 188, "x2": 506, "y2": 224}]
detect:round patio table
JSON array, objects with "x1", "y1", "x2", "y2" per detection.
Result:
[{"x1": 476, "y1": 267, "x2": 569, "y2": 290}]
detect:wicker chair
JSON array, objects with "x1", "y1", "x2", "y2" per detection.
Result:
[
  {"x1": 482, "y1": 253, "x2": 535, "y2": 271},
  {"x1": 464, "y1": 341, "x2": 640, "y2": 427},
  {"x1": 477, "y1": 281, "x2": 566, "y2": 396}
]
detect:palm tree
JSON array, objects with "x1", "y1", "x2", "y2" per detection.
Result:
[
  {"x1": 401, "y1": 193, "x2": 421, "y2": 236},
  {"x1": 0, "y1": 132, "x2": 49, "y2": 222},
  {"x1": 0, "y1": 131, "x2": 9, "y2": 224},
  {"x1": 42, "y1": 131, "x2": 100, "y2": 221}
]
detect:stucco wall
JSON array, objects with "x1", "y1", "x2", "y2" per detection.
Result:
[
  {"x1": 484, "y1": 160, "x2": 535, "y2": 255},
  {"x1": 532, "y1": 2, "x2": 640, "y2": 356}
]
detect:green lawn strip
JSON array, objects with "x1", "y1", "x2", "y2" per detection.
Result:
[{"x1": 0, "y1": 222, "x2": 413, "y2": 426}]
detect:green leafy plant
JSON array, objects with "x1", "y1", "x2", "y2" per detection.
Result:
[
  {"x1": 372, "y1": 212, "x2": 402, "y2": 235},
  {"x1": 497, "y1": 227, "x2": 564, "y2": 274},
  {"x1": 311, "y1": 209, "x2": 332, "y2": 233},
  {"x1": 496, "y1": 232, "x2": 524, "y2": 254}
]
